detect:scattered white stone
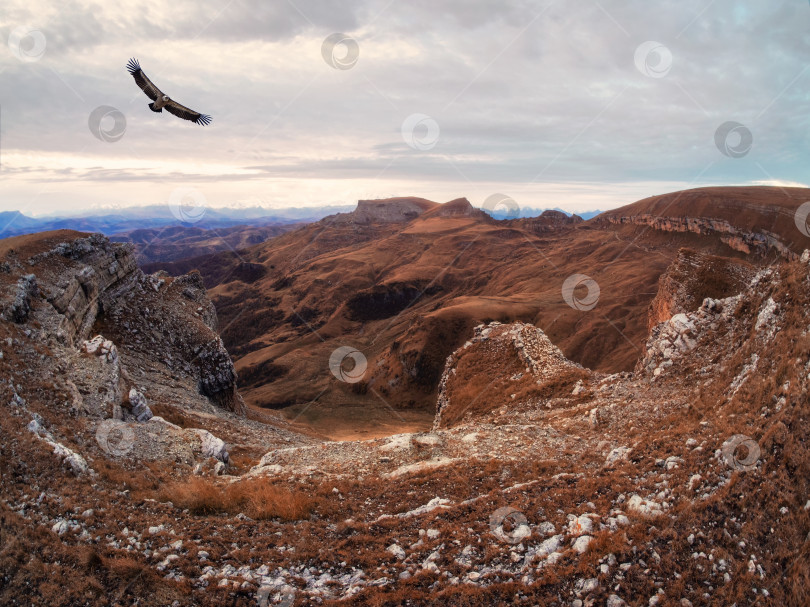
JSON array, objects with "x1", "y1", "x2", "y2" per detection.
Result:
[
  {"x1": 51, "y1": 520, "x2": 69, "y2": 535},
  {"x1": 128, "y1": 388, "x2": 153, "y2": 422},
  {"x1": 574, "y1": 577, "x2": 598, "y2": 595},
  {"x1": 605, "y1": 446, "x2": 631, "y2": 467},
  {"x1": 729, "y1": 354, "x2": 759, "y2": 396},
  {"x1": 384, "y1": 458, "x2": 458, "y2": 478},
  {"x1": 536, "y1": 521, "x2": 555, "y2": 536},
  {"x1": 536, "y1": 535, "x2": 563, "y2": 559},
  {"x1": 28, "y1": 418, "x2": 90, "y2": 475},
  {"x1": 627, "y1": 494, "x2": 665, "y2": 517},
  {"x1": 81, "y1": 335, "x2": 118, "y2": 363},
  {"x1": 386, "y1": 544, "x2": 406, "y2": 560},
  {"x1": 568, "y1": 514, "x2": 595, "y2": 536},
  {"x1": 413, "y1": 433, "x2": 442, "y2": 447},
  {"x1": 193, "y1": 429, "x2": 229, "y2": 462},
  {"x1": 379, "y1": 434, "x2": 412, "y2": 452},
  {"x1": 422, "y1": 550, "x2": 440, "y2": 572},
  {"x1": 256, "y1": 464, "x2": 283, "y2": 475},
  {"x1": 378, "y1": 497, "x2": 452, "y2": 520},
  {"x1": 754, "y1": 297, "x2": 778, "y2": 334},
  {"x1": 572, "y1": 535, "x2": 593, "y2": 554}
]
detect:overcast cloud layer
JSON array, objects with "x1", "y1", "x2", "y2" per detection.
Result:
[{"x1": 1, "y1": 0, "x2": 809, "y2": 215}]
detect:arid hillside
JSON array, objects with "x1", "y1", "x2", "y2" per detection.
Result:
[
  {"x1": 113, "y1": 223, "x2": 298, "y2": 264},
  {"x1": 150, "y1": 186, "x2": 810, "y2": 438},
  {"x1": 1, "y1": 224, "x2": 809, "y2": 606}
]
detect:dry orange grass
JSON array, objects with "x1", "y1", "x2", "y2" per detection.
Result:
[
  {"x1": 165, "y1": 476, "x2": 226, "y2": 515},
  {"x1": 234, "y1": 478, "x2": 314, "y2": 520},
  {"x1": 164, "y1": 476, "x2": 314, "y2": 521}
]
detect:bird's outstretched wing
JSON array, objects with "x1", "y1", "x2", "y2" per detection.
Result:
[
  {"x1": 126, "y1": 58, "x2": 162, "y2": 101},
  {"x1": 164, "y1": 99, "x2": 212, "y2": 126}
]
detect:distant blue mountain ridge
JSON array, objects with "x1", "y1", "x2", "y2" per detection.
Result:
[
  {"x1": 480, "y1": 207, "x2": 602, "y2": 221},
  {"x1": 0, "y1": 204, "x2": 603, "y2": 238}
]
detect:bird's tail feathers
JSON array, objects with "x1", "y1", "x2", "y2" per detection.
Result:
[{"x1": 148, "y1": 102, "x2": 162, "y2": 113}]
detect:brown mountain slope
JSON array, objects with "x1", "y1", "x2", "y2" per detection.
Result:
[
  {"x1": 602, "y1": 185, "x2": 806, "y2": 223},
  {"x1": 153, "y1": 187, "x2": 810, "y2": 438},
  {"x1": 599, "y1": 185, "x2": 808, "y2": 258},
  {"x1": 112, "y1": 223, "x2": 298, "y2": 264}
]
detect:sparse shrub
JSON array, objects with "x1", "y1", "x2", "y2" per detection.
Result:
[
  {"x1": 236, "y1": 479, "x2": 314, "y2": 521},
  {"x1": 164, "y1": 476, "x2": 227, "y2": 515},
  {"x1": 163, "y1": 477, "x2": 313, "y2": 520}
]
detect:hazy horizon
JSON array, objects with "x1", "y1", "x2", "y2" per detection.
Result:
[{"x1": 0, "y1": 198, "x2": 608, "y2": 221}]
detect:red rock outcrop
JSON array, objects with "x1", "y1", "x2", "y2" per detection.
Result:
[{"x1": 603, "y1": 215, "x2": 797, "y2": 260}]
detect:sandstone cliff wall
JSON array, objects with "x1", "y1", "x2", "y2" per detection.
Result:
[{"x1": 603, "y1": 215, "x2": 797, "y2": 260}]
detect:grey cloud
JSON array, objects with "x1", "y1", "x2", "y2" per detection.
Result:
[{"x1": 1, "y1": 0, "x2": 809, "y2": 213}]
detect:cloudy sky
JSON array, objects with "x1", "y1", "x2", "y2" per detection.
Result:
[{"x1": 1, "y1": 0, "x2": 809, "y2": 216}]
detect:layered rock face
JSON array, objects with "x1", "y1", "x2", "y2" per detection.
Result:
[
  {"x1": 0, "y1": 230, "x2": 244, "y2": 425},
  {"x1": 33, "y1": 233, "x2": 138, "y2": 344},
  {"x1": 645, "y1": 248, "x2": 755, "y2": 331},
  {"x1": 3, "y1": 273, "x2": 39, "y2": 323},
  {"x1": 18, "y1": 232, "x2": 244, "y2": 416},
  {"x1": 0, "y1": 230, "x2": 257, "y2": 475},
  {"x1": 97, "y1": 268, "x2": 244, "y2": 414},
  {"x1": 603, "y1": 215, "x2": 797, "y2": 260},
  {"x1": 638, "y1": 297, "x2": 737, "y2": 378},
  {"x1": 638, "y1": 265, "x2": 789, "y2": 383}
]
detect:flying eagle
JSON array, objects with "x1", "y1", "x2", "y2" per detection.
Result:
[{"x1": 126, "y1": 58, "x2": 212, "y2": 126}]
